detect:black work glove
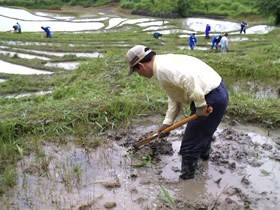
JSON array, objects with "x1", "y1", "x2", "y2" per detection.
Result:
[
  {"x1": 196, "y1": 105, "x2": 211, "y2": 118},
  {"x1": 157, "y1": 124, "x2": 171, "y2": 138}
]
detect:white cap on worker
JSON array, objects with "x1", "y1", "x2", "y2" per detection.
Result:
[{"x1": 126, "y1": 45, "x2": 152, "y2": 76}]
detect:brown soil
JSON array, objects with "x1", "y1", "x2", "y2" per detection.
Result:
[{"x1": 2, "y1": 115, "x2": 279, "y2": 210}]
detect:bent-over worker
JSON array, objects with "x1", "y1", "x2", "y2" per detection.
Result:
[{"x1": 125, "y1": 45, "x2": 229, "y2": 179}]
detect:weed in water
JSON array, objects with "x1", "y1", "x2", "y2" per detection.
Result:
[
  {"x1": 131, "y1": 155, "x2": 152, "y2": 168},
  {"x1": 60, "y1": 163, "x2": 83, "y2": 190},
  {"x1": 159, "y1": 185, "x2": 175, "y2": 205}
]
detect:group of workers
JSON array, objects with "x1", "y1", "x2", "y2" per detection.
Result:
[
  {"x1": 153, "y1": 21, "x2": 248, "y2": 53},
  {"x1": 11, "y1": 23, "x2": 52, "y2": 38},
  {"x1": 187, "y1": 20, "x2": 247, "y2": 52},
  {"x1": 188, "y1": 29, "x2": 228, "y2": 53}
]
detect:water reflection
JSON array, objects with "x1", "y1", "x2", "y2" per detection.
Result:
[
  {"x1": 35, "y1": 12, "x2": 75, "y2": 21},
  {"x1": 233, "y1": 84, "x2": 279, "y2": 99},
  {"x1": 5, "y1": 90, "x2": 52, "y2": 98},
  {"x1": 1, "y1": 40, "x2": 59, "y2": 46},
  {"x1": 0, "y1": 50, "x2": 50, "y2": 60},
  {"x1": 0, "y1": 6, "x2": 53, "y2": 21},
  {"x1": 0, "y1": 60, "x2": 53, "y2": 75},
  {"x1": 106, "y1": 17, "x2": 127, "y2": 29},
  {"x1": 229, "y1": 36, "x2": 249, "y2": 41},
  {"x1": 0, "y1": 16, "x2": 104, "y2": 32},
  {"x1": 19, "y1": 49, "x2": 103, "y2": 58},
  {"x1": 0, "y1": 6, "x2": 274, "y2": 34},
  {"x1": 183, "y1": 18, "x2": 240, "y2": 32},
  {"x1": 45, "y1": 62, "x2": 79, "y2": 70},
  {"x1": 178, "y1": 45, "x2": 209, "y2": 51},
  {"x1": 137, "y1": 20, "x2": 164, "y2": 27},
  {"x1": 246, "y1": 25, "x2": 275, "y2": 34}
]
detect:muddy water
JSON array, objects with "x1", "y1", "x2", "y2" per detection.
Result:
[
  {"x1": 3, "y1": 143, "x2": 161, "y2": 210},
  {"x1": 159, "y1": 125, "x2": 280, "y2": 209},
  {"x1": 233, "y1": 82, "x2": 280, "y2": 99},
  {"x1": 2, "y1": 117, "x2": 279, "y2": 210}
]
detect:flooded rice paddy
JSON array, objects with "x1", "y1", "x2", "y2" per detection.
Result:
[
  {"x1": 45, "y1": 61, "x2": 80, "y2": 70},
  {"x1": 0, "y1": 6, "x2": 274, "y2": 33},
  {"x1": 0, "y1": 6, "x2": 275, "y2": 80},
  {"x1": 0, "y1": 6, "x2": 279, "y2": 210},
  {"x1": 1, "y1": 117, "x2": 279, "y2": 210},
  {"x1": 0, "y1": 60, "x2": 53, "y2": 75},
  {"x1": 0, "y1": 49, "x2": 51, "y2": 60}
]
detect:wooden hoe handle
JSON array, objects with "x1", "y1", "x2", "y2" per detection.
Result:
[{"x1": 133, "y1": 106, "x2": 213, "y2": 149}]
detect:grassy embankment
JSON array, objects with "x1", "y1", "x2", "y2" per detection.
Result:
[{"x1": 0, "y1": 6, "x2": 279, "y2": 195}]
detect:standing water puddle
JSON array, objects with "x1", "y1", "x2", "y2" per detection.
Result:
[
  {"x1": 3, "y1": 143, "x2": 160, "y2": 210},
  {"x1": 5, "y1": 90, "x2": 52, "y2": 98},
  {"x1": 45, "y1": 62, "x2": 80, "y2": 70},
  {"x1": 0, "y1": 60, "x2": 53, "y2": 75},
  {"x1": 2, "y1": 121, "x2": 279, "y2": 210},
  {"x1": 21, "y1": 49, "x2": 103, "y2": 58},
  {"x1": 0, "y1": 49, "x2": 50, "y2": 60}
]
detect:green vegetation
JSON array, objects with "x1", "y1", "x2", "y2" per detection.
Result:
[
  {"x1": 159, "y1": 185, "x2": 175, "y2": 205},
  {"x1": 131, "y1": 155, "x2": 152, "y2": 168},
  {"x1": 255, "y1": 0, "x2": 280, "y2": 24},
  {"x1": 0, "y1": 3, "x2": 279, "y2": 197}
]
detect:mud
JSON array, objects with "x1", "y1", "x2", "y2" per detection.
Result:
[
  {"x1": 1, "y1": 116, "x2": 279, "y2": 210},
  {"x1": 233, "y1": 81, "x2": 280, "y2": 99}
]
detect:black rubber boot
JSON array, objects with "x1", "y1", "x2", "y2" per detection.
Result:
[
  {"x1": 200, "y1": 147, "x2": 211, "y2": 161},
  {"x1": 179, "y1": 156, "x2": 198, "y2": 180},
  {"x1": 200, "y1": 142, "x2": 212, "y2": 161}
]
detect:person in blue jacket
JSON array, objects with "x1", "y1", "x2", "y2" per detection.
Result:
[
  {"x1": 41, "y1": 26, "x2": 52, "y2": 38},
  {"x1": 153, "y1": 32, "x2": 162, "y2": 39},
  {"x1": 12, "y1": 25, "x2": 18, "y2": 33},
  {"x1": 12, "y1": 22, "x2": 21, "y2": 33},
  {"x1": 189, "y1": 33, "x2": 197, "y2": 50},
  {"x1": 240, "y1": 21, "x2": 248, "y2": 34},
  {"x1": 211, "y1": 34, "x2": 222, "y2": 49},
  {"x1": 205, "y1": 24, "x2": 211, "y2": 39}
]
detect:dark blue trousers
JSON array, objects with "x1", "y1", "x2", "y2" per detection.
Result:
[{"x1": 180, "y1": 81, "x2": 229, "y2": 159}]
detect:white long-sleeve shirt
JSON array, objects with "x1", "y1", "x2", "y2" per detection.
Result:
[
  {"x1": 220, "y1": 36, "x2": 228, "y2": 48},
  {"x1": 153, "y1": 54, "x2": 222, "y2": 125}
]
